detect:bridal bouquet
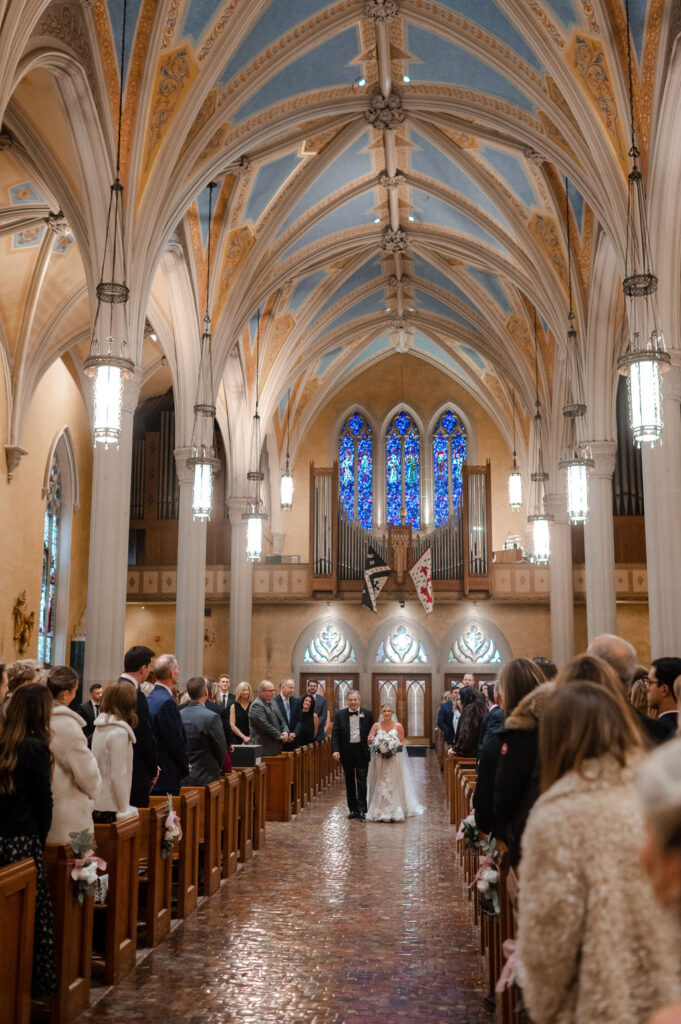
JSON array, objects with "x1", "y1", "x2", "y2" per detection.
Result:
[{"x1": 371, "y1": 732, "x2": 403, "y2": 758}]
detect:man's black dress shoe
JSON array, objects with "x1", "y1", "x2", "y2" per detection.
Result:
[
  {"x1": 347, "y1": 811, "x2": 359, "y2": 819},
  {"x1": 359, "y1": 812, "x2": 366, "y2": 820}
]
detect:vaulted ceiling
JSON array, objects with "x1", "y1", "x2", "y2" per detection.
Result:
[{"x1": 0, "y1": 0, "x2": 675, "y2": 478}]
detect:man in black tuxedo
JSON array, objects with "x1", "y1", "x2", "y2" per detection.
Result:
[
  {"x1": 119, "y1": 645, "x2": 158, "y2": 807},
  {"x1": 274, "y1": 678, "x2": 299, "y2": 751},
  {"x1": 217, "y1": 674, "x2": 235, "y2": 711},
  {"x1": 78, "y1": 682, "x2": 103, "y2": 746},
  {"x1": 332, "y1": 690, "x2": 374, "y2": 820}
]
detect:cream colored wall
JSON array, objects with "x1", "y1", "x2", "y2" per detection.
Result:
[
  {"x1": 0, "y1": 356, "x2": 92, "y2": 661},
  {"x1": 282, "y1": 353, "x2": 522, "y2": 560},
  {"x1": 124, "y1": 604, "x2": 230, "y2": 683}
]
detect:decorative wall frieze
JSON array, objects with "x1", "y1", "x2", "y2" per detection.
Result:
[
  {"x1": 363, "y1": 0, "x2": 400, "y2": 21},
  {"x1": 365, "y1": 92, "x2": 406, "y2": 131},
  {"x1": 381, "y1": 225, "x2": 408, "y2": 252},
  {"x1": 379, "y1": 171, "x2": 407, "y2": 189}
]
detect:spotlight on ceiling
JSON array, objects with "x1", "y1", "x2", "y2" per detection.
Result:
[
  {"x1": 408, "y1": 215, "x2": 415, "y2": 222},
  {"x1": 373, "y1": 217, "x2": 381, "y2": 223},
  {"x1": 402, "y1": 74, "x2": 411, "y2": 83},
  {"x1": 356, "y1": 76, "x2": 367, "y2": 87}
]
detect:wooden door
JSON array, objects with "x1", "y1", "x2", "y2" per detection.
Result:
[
  {"x1": 372, "y1": 674, "x2": 431, "y2": 744},
  {"x1": 300, "y1": 673, "x2": 359, "y2": 719},
  {"x1": 444, "y1": 672, "x2": 496, "y2": 692}
]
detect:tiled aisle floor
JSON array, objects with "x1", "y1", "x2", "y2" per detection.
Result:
[{"x1": 79, "y1": 753, "x2": 490, "y2": 1024}]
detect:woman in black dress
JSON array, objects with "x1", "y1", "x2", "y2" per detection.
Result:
[
  {"x1": 230, "y1": 681, "x2": 253, "y2": 743},
  {"x1": 295, "y1": 694, "x2": 319, "y2": 748},
  {"x1": 0, "y1": 683, "x2": 58, "y2": 996}
]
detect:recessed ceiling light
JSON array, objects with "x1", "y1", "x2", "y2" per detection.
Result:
[
  {"x1": 403, "y1": 75, "x2": 411, "y2": 83},
  {"x1": 357, "y1": 77, "x2": 367, "y2": 87},
  {"x1": 408, "y1": 215, "x2": 415, "y2": 222},
  {"x1": 385, "y1": 307, "x2": 391, "y2": 312},
  {"x1": 408, "y1": 306, "x2": 415, "y2": 311},
  {"x1": 373, "y1": 216, "x2": 381, "y2": 223}
]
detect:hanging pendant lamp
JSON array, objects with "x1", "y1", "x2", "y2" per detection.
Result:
[
  {"x1": 508, "y1": 388, "x2": 522, "y2": 510},
  {"x1": 527, "y1": 312, "x2": 553, "y2": 563},
  {"x1": 188, "y1": 182, "x2": 219, "y2": 520},
  {"x1": 244, "y1": 311, "x2": 265, "y2": 561},
  {"x1": 280, "y1": 388, "x2": 293, "y2": 510},
  {"x1": 84, "y1": 0, "x2": 134, "y2": 447},
  {"x1": 558, "y1": 178, "x2": 593, "y2": 523},
  {"x1": 616, "y1": 0, "x2": 669, "y2": 445}
]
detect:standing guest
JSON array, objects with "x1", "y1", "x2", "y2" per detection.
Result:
[
  {"x1": 91, "y1": 681, "x2": 138, "y2": 824},
  {"x1": 532, "y1": 656, "x2": 558, "y2": 681},
  {"x1": 205, "y1": 679, "x2": 234, "y2": 750},
  {"x1": 517, "y1": 682, "x2": 679, "y2": 1024},
  {"x1": 295, "y1": 693, "x2": 319, "y2": 748},
  {"x1": 478, "y1": 682, "x2": 504, "y2": 755},
  {"x1": 436, "y1": 688, "x2": 457, "y2": 747},
  {"x1": 462, "y1": 672, "x2": 476, "y2": 690},
  {"x1": 179, "y1": 677, "x2": 227, "y2": 785},
  {"x1": 147, "y1": 655, "x2": 188, "y2": 796},
  {"x1": 7, "y1": 660, "x2": 41, "y2": 697},
  {"x1": 474, "y1": 659, "x2": 544, "y2": 837},
  {"x1": 0, "y1": 684, "x2": 57, "y2": 997},
  {"x1": 588, "y1": 633, "x2": 669, "y2": 745},
  {"x1": 230, "y1": 681, "x2": 253, "y2": 744},
  {"x1": 217, "y1": 674, "x2": 234, "y2": 711},
  {"x1": 331, "y1": 690, "x2": 374, "y2": 820},
  {"x1": 249, "y1": 680, "x2": 291, "y2": 755},
  {"x1": 274, "y1": 678, "x2": 299, "y2": 750},
  {"x1": 305, "y1": 679, "x2": 330, "y2": 741},
  {"x1": 631, "y1": 677, "x2": 651, "y2": 714},
  {"x1": 119, "y1": 645, "x2": 158, "y2": 806},
  {"x1": 0, "y1": 662, "x2": 8, "y2": 718},
  {"x1": 453, "y1": 686, "x2": 487, "y2": 757},
  {"x1": 45, "y1": 666, "x2": 101, "y2": 844},
  {"x1": 647, "y1": 658, "x2": 681, "y2": 736},
  {"x1": 78, "y1": 683, "x2": 103, "y2": 746},
  {"x1": 452, "y1": 687, "x2": 461, "y2": 737}
]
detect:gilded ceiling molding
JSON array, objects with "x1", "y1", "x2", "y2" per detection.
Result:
[
  {"x1": 364, "y1": 0, "x2": 400, "y2": 21},
  {"x1": 365, "y1": 91, "x2": 406, "y2": 130}
]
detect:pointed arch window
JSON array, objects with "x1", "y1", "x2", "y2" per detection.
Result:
[
  {"x1": 433, "y1": 410, "x2": 467, "y2": 526},
  {"x1": 339, "y1": 413, "x2": 373, "y2": 529},
  {"x1": 38, "y1": 456, "x2": 62, "y2": 663},
  {"x1": 386, "y1": 411, "x2": 420, "y2": 528}
]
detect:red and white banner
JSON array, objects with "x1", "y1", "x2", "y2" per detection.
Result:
[{"x1": 409, "y1": 547, "x2": 433, "y2": 614}]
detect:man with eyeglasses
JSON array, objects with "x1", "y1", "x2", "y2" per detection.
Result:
[{"x1": 646, "y1": 658, "x2": 681, "y2": 737}]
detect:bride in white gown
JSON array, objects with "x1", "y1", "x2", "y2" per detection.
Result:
[{"x1": 366, "y1": 702, "x2": 424, "y2": 822}]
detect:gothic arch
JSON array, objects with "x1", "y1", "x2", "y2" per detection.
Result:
[
  {"x1": 291, "y1": 616, "x2": 365, "y2": 676},
  {"x1": 438, "y1": 613, "x2": 512, "y2": 671},
  {"x1": 39, "y1": 426, "x2": 78, "y2": 663}
]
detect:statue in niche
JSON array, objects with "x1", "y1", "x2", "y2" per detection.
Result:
[{"x1": 13, "y1": 591, "x2": 35, "y2": 654}]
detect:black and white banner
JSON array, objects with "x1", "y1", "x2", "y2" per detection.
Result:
[{"x1": 361, "y1": 547, "x2": 391, "y2": 613}]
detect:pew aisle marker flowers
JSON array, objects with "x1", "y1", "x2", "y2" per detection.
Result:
[
  {"x1": 69, "y1": 829, "x2": 107, "y2": 904},
  {"x1": 162, "y1": 796, "x2": 182, "y2": 859}
]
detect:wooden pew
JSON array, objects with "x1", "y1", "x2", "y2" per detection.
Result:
[
  {"x1": 303, "y1": 745, "x2": 313, "y2": 803},
  {"x1": 182, "y1": 781, "x2": 223, "y2": 896},
  {"x1": 234, "y1": 767, "x2": 254, "y2": 862},
  {"x1": 292, "y1": 748, "x2": 303, "y2": 813},
  {"x1": 262, "y1": 753, "x2": 294, "y2": 822},
  {"x1": 93, "y1": 816, "x2": 140, "y2": 984},
  {"x1": 136, "y1": 805, "x2": 172, "y2": 947},
  {"x1": 44, "y1": 844, "x2": 94, "y2": 1024},
  {"x1": 149, "y1": 789, "x2": 200, "y2": 918},
  {"x1": 221, "y1": 774, "x2": 239, "y2": 878},
  {"x1": 0, "y1": 858, "x2": 36, "y2": 1024},
  {"x1": 253, "y1": 764, "x2": 267, "y2": 851}
]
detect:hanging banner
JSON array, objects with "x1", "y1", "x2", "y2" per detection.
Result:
[
  {"x1": 409, "y1": 547, "x2": 433, "y2": 614},
  {"x1": 361, "y1": 547, "x2": 391, "y2": 613}
]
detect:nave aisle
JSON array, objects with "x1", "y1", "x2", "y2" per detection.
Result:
[{"x1": 79, "y1": 756, "x2": 489, "y2": 1024}]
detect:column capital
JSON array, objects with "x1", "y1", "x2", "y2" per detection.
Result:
[
  {"x1": 174, "y1": 445, "x2": 194, "y2": 485},
  {"x1": 586, "y1": 440, "x2": 616, "y2": 478},
  {"x1": 544, "y1": 491, "x2": 570, "y2": 524},
  {"x1": 226, "y1": 496, "x2": 251, "y2": 526},
  {"x1": 662, "y1": 350, "x2": 681, "y2": 403},
  {"x1": 121, "y1": 370, "x2": 143, "y2": 415}
]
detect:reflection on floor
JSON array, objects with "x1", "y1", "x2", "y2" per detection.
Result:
[{"x1": 78, "y1": 753, "x2": 490, "y2": 1023}]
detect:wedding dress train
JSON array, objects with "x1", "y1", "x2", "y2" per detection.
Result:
[{"x1": 366, "y1": 728, "x2": 424, "y2": 822}]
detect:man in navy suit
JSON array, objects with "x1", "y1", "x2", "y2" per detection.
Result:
[
  {"x1": 332, "y1": 690, "x2": 374, "y2": 820},
  {"x1": 274, "y1": 678, "x2": 299, "y2": 751},
  {"x1": 119, "y1": 645, "x2": 158, "y2": 807},
  {"x1": 147, "y1": 654, "x2": 188, "y2": 796}
]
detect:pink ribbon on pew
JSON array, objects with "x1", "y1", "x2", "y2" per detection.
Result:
[
  {"x1": 469, "y1": 855, "x2": 497, "y2": 890},
  {"x1": 495, "y1": 938, "x2": 519, "y2": 993},
  {"x1": 70, "y1": 850, "x2": 107, "y2": 880}
]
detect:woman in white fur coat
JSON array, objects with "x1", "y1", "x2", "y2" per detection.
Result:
[
  {"x1": 517, "y1": 682, "x2": 680, "y2": 1024},
  {"x1": 91, "y1": 681, "x2": 138, "y2": 822},
  {"x1": 46, "y1": 667, "x2": 101, "y2": 844}
]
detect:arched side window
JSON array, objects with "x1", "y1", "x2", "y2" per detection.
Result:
[
  {"x1": 38, "y1": 456, "x2": 62, "y2": 663},
  {"x1": 339, "y1": 412, "x2": 373, "y2": 529},
  {"x1": 386, "y1": 411, "x2": 420, "y2": 528},
  {"x1": 303, "y1": 624, "x2": 356, "y2": 664},
  {"x1": 433, "y1": 410, "x2": 467, "y2": 527}
]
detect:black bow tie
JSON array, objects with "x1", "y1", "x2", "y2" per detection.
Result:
[{"x1": 349, "y1": 710, "x2": 359, "y2": 716}]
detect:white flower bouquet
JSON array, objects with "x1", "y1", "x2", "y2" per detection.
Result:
[
  {"x1": 371, "y1": 731, "x2": 403, "y2": 758},
  {"x1": 161, "y1": 796, "x2": 183, "y2": 859},
  {"x1": 69, "y1": 829, "x2": 107, "y2": 904}
]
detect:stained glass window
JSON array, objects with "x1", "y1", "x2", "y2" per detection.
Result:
[
  {"x1": 339, "y1": 413, "x2": 373, "y2": 529},
  {"x1": 433, "y1": 410, "x2": 467, "y2": 527},
  {"x1": 376, "y1": 624, "x2": 427, "y2": 664},
  {"x1": 386, "y1": 411, "x2": 420, "y2": 528},
  {"x1": 448, "y1": 624, "x2": 501, "y2": 663},
  {"x1": 38, "y1": 457, "x2": 62, "y2": 663},
  {"x1": 304, "y1": 624, "x2": 356, "y2": 663}
]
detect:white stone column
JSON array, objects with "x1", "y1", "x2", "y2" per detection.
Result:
[
  {"x1": 545, "y1": 491, "x2": 574, "y2": 665},
  {"x1": 84, "y1": 376, "x2": 140, "y2": 686},
  {"x1": 227, "y1": 498, "x2": 253, "y2": 685},
  {"x1": 641, "y1": 356, "x2": 681, "y2": 657},
  {"x1": 174, "y1": 447, "x2": 208, "y2": 683},
  {"x1": 583, "y1": 440, "x2": 617, "y2": 640}
]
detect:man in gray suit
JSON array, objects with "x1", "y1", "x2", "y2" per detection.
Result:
[
  {"x1": 248, "y1": 680, "x2": 294, "y2": 755},
  {"x1": 179, "y1": 676, "x2": 227, "y2": 784},
  {"x1": 306, "y1": 679, "x2": 330, "y2": 742}
]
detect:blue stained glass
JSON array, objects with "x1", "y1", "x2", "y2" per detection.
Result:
[
  {"x1": 433, "y1": 411, "x2": 467, "y2": 526},
  {"x1": 38, "y1": 459, "x2": 61, "y2": 663},
  {"x1": 339, "y1": 414, "x2": 372, "y2": 529},
  {"x1": 386, "y1": 411, "x2": 420, "y2": 528}
]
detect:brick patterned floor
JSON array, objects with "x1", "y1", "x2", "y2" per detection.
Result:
[{"x1": 79, "y1": 753, "x2": 490, "y2": 1024}]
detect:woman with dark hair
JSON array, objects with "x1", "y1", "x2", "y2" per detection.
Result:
[
  {"x1": 294, "y1": 693, "x2": 319, "y2": 748},
  {"x1": 473, "y1": 658, "x2": 544, "y2": 836},
  {"x1": 46, "y1": 666, "x2": 101, "y2": 844},
  {"x1": 0, "y1": 683, "x2": 58, "y2": 996},
  {"x1": 453, "y1": 685, "x2": 488, "y2": 757},
  {"x1": 517, "y1": 683, "x2": 678, "y2": 1024}
]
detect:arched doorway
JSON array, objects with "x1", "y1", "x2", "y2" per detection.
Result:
[{"x1": 370, "y1": 620, "x2": 436, "y2": 744}]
